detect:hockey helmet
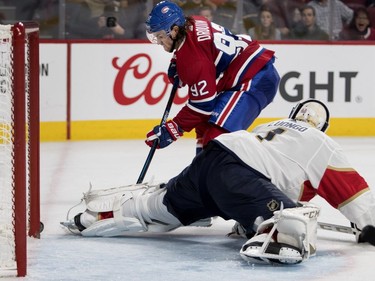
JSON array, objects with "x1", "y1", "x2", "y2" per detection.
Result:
[
  {"x1": 289, "y1": 99, "x2": 330, "y2": 132},
  {"x1": 145, "y1": 1, "x2": 185, "y2": 42}
]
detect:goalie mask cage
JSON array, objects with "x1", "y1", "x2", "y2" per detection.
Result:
[{"x1": 0, "y1": 22, "x2": 40, "y2": 277}]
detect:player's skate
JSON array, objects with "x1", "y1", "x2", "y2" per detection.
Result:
[{"x1": 240, "y1": 202, "x2": 320, "y2": 264}]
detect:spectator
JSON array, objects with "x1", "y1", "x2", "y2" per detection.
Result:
[
  {"x1": 66, "y1": 0, "x2": 147, "y2": 39},
  {"x1": 307, "y1": 0, "x2": 353, "y2": 40},
  {"x1": 210, "y1": 0, "x2": 236, "y2": 31},
  {"x1": 111, "y1": 0, "x2": 147, "y2": 39},
  {"x1": 198, "y1": 6, "x2": 214, "y2": 21},
  {"x1": 242, "y1": 0, "x2": 264, "y2": 31},
  {"x1": 66, "y1": 0, "x2": 114, "y2": 39},
  {"x1": 15, "y1": 0, "x2": 59, "y2": 38},
  {"x1": 265, "y1": 0, "x2": 305, "y2": 39},
  {"x1": 289, "y1": 5, "x2": 329, "y2": 40},
  {"x1": 339, "y1": 6, "x2": 375, "y2": 40},
  {"x1": 180, "y1": 0, "x2": 215, "y2": 16},
  {"x1": 248, "y1": 4, "x2": 281, "y2": 40}
]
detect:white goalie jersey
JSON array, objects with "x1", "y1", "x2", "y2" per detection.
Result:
[{"x1": 214, "y1": 118, "x2": 374, "y2": 229}]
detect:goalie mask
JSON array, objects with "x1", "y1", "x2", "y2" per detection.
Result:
[
  {"x1": 145, "y1": 1, "x2": 186, "y2": 43},
  {"x1": 289, "y1": 99, "x2": 330, "y2": 132}
]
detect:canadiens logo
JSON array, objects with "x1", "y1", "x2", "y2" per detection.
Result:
[
  {"x1": 267, "y1": 200, "x2": 279, "y2": 212},
  {"x1": 161, "y1": 7, "x2": 169, "y2": 14}
]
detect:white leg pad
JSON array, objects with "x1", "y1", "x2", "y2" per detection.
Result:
[
  {"x1": 240, "y1": 202, "x2": 320, "y2": 264},
  {"x1": 81, "y1": 190, "x2": 148, "y2": 237},
  {"x1": 76, "y1": 183, "x2": 182, "y2": 237}
]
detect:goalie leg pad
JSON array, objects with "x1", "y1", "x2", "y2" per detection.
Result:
[
  {"x1": 80, "y1": 191, "x2": 147, "y2": 237},
  {"x1": 62, "y1": 182, "x2": 182, "y2": 237},
  {"x1": 240, "y1": 202, "x2": 320, "y2": 264}
]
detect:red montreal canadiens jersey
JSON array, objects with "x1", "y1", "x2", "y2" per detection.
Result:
[
  {"x1": 215, "y1": 119, "x2": 374, "y2": 228},
  {"x1": 173, "y1": 16, "x2": 275, "y2": 132}
]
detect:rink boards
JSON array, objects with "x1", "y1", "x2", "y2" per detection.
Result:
[{"x1": 38, "y1": 41, "x2": 375, "y2": 141}]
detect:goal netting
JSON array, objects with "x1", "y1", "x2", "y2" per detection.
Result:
[{"x1": 0, "y1": 22, "x2": 40, "y2": 277}]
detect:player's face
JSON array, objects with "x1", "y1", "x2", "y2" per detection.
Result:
[{"x1": 151, "y1": 30, "x2": 174, "y2": 52}]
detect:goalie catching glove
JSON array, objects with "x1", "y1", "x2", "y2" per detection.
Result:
[
  {"x1": 240, "y1": 202, "x2": 320, "y2": 265},
  {"x1": 146, "y1": 120, "x2": 183, "y2": 149},
  {"x1": 351, "y1": 223, "x2": 375, "y2": 246}
]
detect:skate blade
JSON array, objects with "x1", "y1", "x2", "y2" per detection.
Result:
[
  {"x1": 60, "y1": 220, "x2": 81, "y2": 235},
  {"x1": 240, "y1": 244, "x2": 303, "y2": 265}
]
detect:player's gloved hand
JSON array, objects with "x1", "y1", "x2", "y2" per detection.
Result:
[
  {"x1": 145, "y1": 120, "x2": 183, "y2": 149},
  {"x1": 167, "y1": 60, "x2": 185, "y2": 88},
  {"x1": 167, "y1": 59, "x2": 178, "y2": 85}
]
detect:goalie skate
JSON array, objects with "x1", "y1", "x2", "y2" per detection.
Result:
[
  {"x1": 240, "y1": 237, "x2": 303, "y2": 264},
  {"x1": 60, "y1": 214, "x2": 83, "y2": 234}
]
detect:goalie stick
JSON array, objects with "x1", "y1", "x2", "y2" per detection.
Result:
[
  {"x1": 136, "y1": 78, "x2": 180, "y2": 184},
  {"x1": 318, "y1": 222, "x2": 375, "y2": 246},
  {"x1": 318, "y1": 222, "x2": 353, "y2": 234}
]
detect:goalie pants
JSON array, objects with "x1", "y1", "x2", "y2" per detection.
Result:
[{"x1": 163, "y1": 141, "x2": 297, "y2": 235}]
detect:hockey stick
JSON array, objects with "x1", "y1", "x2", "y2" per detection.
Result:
[
  {"x1": 136, "y1": 78, "x2": 180, "y2": 184},
  {"x1": 318, "y1": 222, "x2": 375, "y2": 246},
  {"x1": 318, "y1": 222, "x2": 353, "y2": 234}
]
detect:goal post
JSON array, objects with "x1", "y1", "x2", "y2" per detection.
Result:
[{"x1": 0, "y1": 22, "x2": 40, "y2": 277}]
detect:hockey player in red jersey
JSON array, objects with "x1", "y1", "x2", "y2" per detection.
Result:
[
  {"x1": 62, "y1": 99, "x2": 375, "y2": 265},
  {"x1": 144, "y1": 1, "x2": 280, "y2": 153}
]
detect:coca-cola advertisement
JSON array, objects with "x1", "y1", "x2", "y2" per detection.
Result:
[
  {"x1": 71, "y1": 43, "x2": 189, "y2": 121},
  {"x1": 39, "y1": 42, "x2": 375, "y2": 140}
]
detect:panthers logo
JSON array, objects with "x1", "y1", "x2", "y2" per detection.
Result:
[{"x1": 267, "y1": 199, "x2": 279, "y2": 212}]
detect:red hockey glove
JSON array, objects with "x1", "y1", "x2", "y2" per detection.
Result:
[{"x1": 145, "y1": 120, "x2": 183, "y2": 149}]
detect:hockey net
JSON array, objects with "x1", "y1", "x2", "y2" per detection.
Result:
[{"x1": 0, "y1": 22, "x2": 40, "y2": 277}]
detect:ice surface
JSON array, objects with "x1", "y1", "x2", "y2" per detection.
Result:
[{"x1": 7, "y1": 137, "x2": 375, "y2": 280}]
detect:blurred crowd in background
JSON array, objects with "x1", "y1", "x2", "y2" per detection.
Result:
[{"x1": 1, "y1": 0, "x2": 375, "y2": 41}]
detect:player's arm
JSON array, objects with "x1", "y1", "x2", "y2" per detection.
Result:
[
  {"x1": 309, "y1": 147, "x2": 375, "y2": 245},
  {"x1": 173, "y1": 60, "x2": 217, "y2": 132}
]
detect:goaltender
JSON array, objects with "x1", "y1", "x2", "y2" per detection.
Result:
[{"x1": 62, "y1": 99, "x2": 375, "y2": 264}]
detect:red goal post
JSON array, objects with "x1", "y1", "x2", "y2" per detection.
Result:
[{"x1": 0, "y1": 22, "x2": 41, "y2": 277}]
